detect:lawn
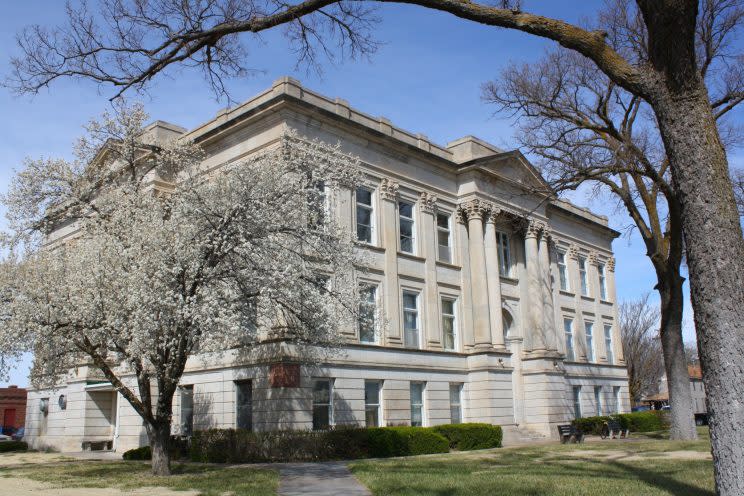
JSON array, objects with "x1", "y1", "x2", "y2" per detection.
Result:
[
  {"x1": 0, "y1": 459, "x2": 279, "y2": 496},
  {"x1": 349, "y1": 428, "x2": 714, "y2": 496}
]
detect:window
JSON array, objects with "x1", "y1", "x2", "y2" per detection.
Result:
[
  {"x1": 235, "y1": 380, "x2": 253, "y2": 430},
  {"x1": 557, "y1": 251, "x2": 570, "y2": 291},
  {"x1": 585, "y1": 322, "x2": 595, "y2": 362},
  {"x1": 613, "y1": 386, "x2": 622, "y2": 413},
  {"x1": 312, "y1": 379, "x2": 333, "y2": 430},
  {"x1": 436, "y1": 213, "x2": 452, "y2": 263},
  {"x1": 399, "y1": 201, "x2": 416, "y2": 253},
  {"x1": 564, "y1": 318, "x2": 575, "y2": 361},
  {"x1": 598, "y1": 263, "x2": 607, "y2": 300},
  {"x1": 410, "y1": 382, "x2": 425, "y2": 427},
  {"x1": 594, "y1": 386, "x2": 603, "y2": 416},
  {"x1": 441, "y1": 297, "x2": 457, "y2": 351},
  {"x1": 39, "y1": 397, "x2": 49, "y2": 416},
  {"x1": 365, "y1": 381, "x2": 381, "y2": 427},
  {"x1": 578, "y1": 256, "x2": 589, "y2": 296},
  {"x1": 604, "y1": 325, "x2": 614, "y2": 365},
  {"x1": 307, "y1": 180, "x2": 327, "y2": 227},
  {"x1": 496, "y1": 232, "x2": 512, "y2": 277},
  {"x1": 502, "y1": 310, "x2": 514, "y2": 342},
  {"x1": 356, "y1": 187, "x2": 374, "y2": 243},
  {"x1": 359, "y1": 285, "x2": 378, "y2": 344},
  {"x1": 403, "y1": 291, "x2": 420, "y2": 349},
  {"x1": 572, "y1": 386, "x2": 582, "y2": 419},
  {"x1": 180, "y1": 385, "x2": 194, "y2": 436},
  {"x1": 449, "y1": 383, "x2": 463, "y2": 424}
]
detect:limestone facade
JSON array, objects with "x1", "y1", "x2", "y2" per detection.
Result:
[{"x1": 24, "y1": 78, "x2": 630, "y2": 452}]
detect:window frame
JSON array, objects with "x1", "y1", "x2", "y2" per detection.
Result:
[
  {"x1": 572, "y1": 386, "x2": 582, "y2": 419},
  {"x1": 312, "y1": 378, "x2": 333, "y2": 431},
  {"x1": 449, "y1": 383, "x2": 463, "y2": 424},
  {"x1": 441, "y1": 296, "x2": 458, "y2": 351},
  {"x1": 364, "y1": 380, "x2": 382, "y2": 428},
  {"x1": 557, "y1": 250, "x2": 570, "y2": 291},
  {"x1": 355, "y1": 186, "x2": 375, "y2": 245},
  {"x1": 564, "y1": 318, "x2": 575, "y2": 361},
  {"x1": 358, "y1": 283, "x2": 379, "y2": 344},
  {"x1": 585, "y1": 321, "x2": 595, "y2": 362},
  {"x1": 598, "y1": 262, "x2": 608, "y2": 300},
  {"x1": 398, "y1": 200, "x2": 416, "y2": 254},
  {"x1": 235, "y1": 380, "x2": 253, "y2": 431},
  {"x1": 410, "y1": 382, "x2": 425, "y2": 427},
  {"x1": 436, "y1": 212, "x2": 452, "y2": 263},
  {"x1": 179, "y1": 385, "x2": 194, "y2": 436},
  {"x1": 578, "y1": 256, "x2": 589, "y2": 296},
  {"x1": 496, "y1": 231, "x2": 512, "y2": 277},
  {"x1": 402, "y1": 290, "x2": 421, "y2": 349}
]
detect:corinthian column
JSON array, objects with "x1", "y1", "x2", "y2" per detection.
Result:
[
  {"x1": 525, "y1": 219, "x2": 545, "y2": 351},
  {"x1": 539, "y1": 227, "x2": 557, "y2": 351},
  {"x1": 420, "y1": 192, "x2": 442, "y2": 349},
  {"x1": 464, "y1": 200, "x2": 492, "y2": 350},
  {"x1": 380, "y1": 178, "x2": 403, "y2": 347},
  {"x1": 484, "y1": 209, "x2": 505, "y2": 350}
]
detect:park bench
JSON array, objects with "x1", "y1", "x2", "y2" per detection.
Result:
[
  {"x1": 557, "y1": 424, "x2": 584, "y2": 443},
  {"x1": 601, "y1": 419, "x2": 630, "y2": 439}
]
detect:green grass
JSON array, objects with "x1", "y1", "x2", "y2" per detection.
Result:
[
  {"x1": 349, "y1": 428, "x2": 714, "y2": 496},
  {"x1": 0, "y1": 460, "x2": 278, "y2": 496}
]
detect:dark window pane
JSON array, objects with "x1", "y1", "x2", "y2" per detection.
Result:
[
  {"x1": 436, "y1": 213, "x2": 449, "y2": 229},
  {"x1": 399, "y1": 202, "x2": 413, "y2": 218},
  {"x1": 400, "y1": 237, "x2": 413, "y2": 253},
  {"x1": 236, "y1": 381, "x2": 252, "y2": 430},
  {"x1": 357, "y1": 225, "x2": 372, "y2": 243},
  {"x1": 365, "y1": 382, "x2": 380, "y2": 404},
  {"x1": 365, "y1": 406, "x2": 379, "y2": 427},
  {"x1": 400, "y1": 219, "x2": 413, "y2": 238},
  {"x1": 313, "y1": 406, "x2": 330, "y2": 430},
  {"x1": 356, "y1": 188, "x2": 372, "y2": 205}
]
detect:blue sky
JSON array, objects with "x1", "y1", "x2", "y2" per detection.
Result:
[{"x1": 1, "y1": 1, "x2": 740, "y2": 386}]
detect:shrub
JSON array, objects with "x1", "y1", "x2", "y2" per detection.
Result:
[
  {"x1": 432, "y1": 423, "x2": 503, "y2": 450},
  {"x1": 122, "y1": 445, "x2": 151, "y2": 460},
  {"x1": 572, "y1": 411, "x2": 670, "y2": 435},
  {"x1": 0, "y1": 441, "x2": 28, "y2": 453}
]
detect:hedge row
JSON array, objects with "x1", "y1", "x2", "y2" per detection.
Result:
[
  {"x1": 431, "y1": 423, "x2": 503, "y2": 451},
  {"x1": 572, "y1": 411, "x2": 669, "y2": 435},
  {"x1": 0, "y1": 441, "x2": 28, "y2": 453}
]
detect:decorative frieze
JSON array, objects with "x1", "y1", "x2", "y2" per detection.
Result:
[{"x1": 379, "y1": 178, "x2": 399, "y2": 201}]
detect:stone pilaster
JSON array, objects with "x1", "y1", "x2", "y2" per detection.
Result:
[
  {"x1": 484, "y1": 208, "x2": 505, "y2": 350},
  {"x1": 379, "y1": 178, "x2": 403, "y2": 347},
  {"x1": 525, "y1": 219, "x2": 544, "y2": 351},
  {"x1": 456, "y1": 208, "x2": 475, "y2": 351},
  {"x1": 463, "y1": 199, "x2": 492, "y2": 350},
  {"x1": 539, "y1": 226, "x2": 557, "y2": 352},
  {"x1": 606, "y1": 257, "x2": 624, "y2": 363},
  {"x1": 420, "y1": 192, "x2": 442, "y2": 349}
]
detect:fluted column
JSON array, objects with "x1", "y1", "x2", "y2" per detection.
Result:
[
  {"x1": 380, "y1": 178, "x2": 403, "y2": 347},
  {"x1": 539, "y1": 227, "x2": 557, "y2": 351},
  {"x1": 456, "y1": 208, "x2": 475, "y2": 351},
  {"x1": 420, "y1": 192, "x2": 442, "y2": 349},
  {"x1": 606, "y1": 257, "x2": 625, "y2": 363},
  {"x1": 464, "y1": 200, "x2": 492, "y2": 350},
  {"x1": 525, "y1": 219, "x2": 545, "y2": 351},
  {"x1": 484, "y1": 209, "x2": 505, "y2": 350}
]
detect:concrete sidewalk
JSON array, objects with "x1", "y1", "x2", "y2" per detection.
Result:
[{"x1": 278, "y1": 462, "x2": 371, "y2": 496}]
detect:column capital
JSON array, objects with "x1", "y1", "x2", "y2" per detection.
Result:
[
  {"x1": 419, "y1": 191, "x2": 437, "y2": 214},
  {"x1": 525, "y1": 218, "x2": 544, "y2": 239},
  {"x1": 486, "y1": 207, "x2": 503, "y2": 224},
  {"x1": 379, "y1": 178, "x2": 399, "y2": 201},
  {"x1": 567, "y1": 243, "x2": 580, "y2": 260},
  {"x1": 606, "y1": 256, "x2": 616, "y2": 272},
  {"x1": 588, "y1": 251, "x2": 599, "y2": 266},
  {"x1": 460, "y1": 199, "x2": 489, "y2": 221}
]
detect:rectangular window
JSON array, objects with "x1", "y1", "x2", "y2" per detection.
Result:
[
  {"x1": 496, "y1": 232, "x2": 512, "y2": 277},
  {"x1": 312, "y1": 379, "x2": 333, "y2": 430},
  {"x1": 585, "y1": 322, "x2": 595, "y2": 362},
  {"x1": 436, "y1": 213, "x2": 451, "y2": 263},
  {"x1": 410, "y1": 382, "x2": 425, "y2": 427},
  {"x1": 359, "y1": 284, "x2": 378, "y2": 344},
  {"x1": 557, "y1": 251, "x2": 570, "y2": 291},
  {"x1": 180, "y1": 385, "x2": 194, "y2": 436},
  {"x1": 403, "y1": 291, "x2": 420, "y2": 349},
  {"x1": 441, "y1": 297, "x2": 457, "y2": 351},
  {"x1": 564, "y1": 318, "x2": 575, "y2": 361},
  {"x1": 594, "y1": 386, "x2": 603, "y2": 416},
  {"x1": 449, "y1": 383, "x2": 463, "y2": 424},
  {"x1": 598, "y1": 263, "x2": 607, "y2": 300},
  {"x1": 572, "y1": 386, "x2": 582, "y2": 419},
  {"x1": 364, "y1": 381, "x2": 381, "y2": 427},
  {"x1": 356, "y1": 187, "x2": 374, "y2": 244},
  {"x1": 235, "y1": 380, "x2": 253, "y2": 430},
  {"x1": 604, "y1": 325, "x2": 614, "y2": 365},
  {"x1": 579, "y1": 256, "x2": 589, "y2": 296},
  {"x1": 613, "y1": 386, "x2": 622, "y2": 413},
  {"x1": 399, "y1": 201, "x2": 416, "y2": 254}
]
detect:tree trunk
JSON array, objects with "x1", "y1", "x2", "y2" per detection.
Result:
[
  {"x1": 146, "y1": 421, "x2": 172, "y2": 476},
  {"x1": 652, "y1": 87, "x2": 744, "y2": 495},
  {"x1": 658, "y1": 274, "x2": 697, "y2": 440}
]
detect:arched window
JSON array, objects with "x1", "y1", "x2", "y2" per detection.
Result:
[{"x1": 503, "y1": 310, "x2": 514, "y2": 342}]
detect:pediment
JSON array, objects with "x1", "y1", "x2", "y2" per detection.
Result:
[{"x1": 464, "y1": 150, "x2": 553, "y2": 194}]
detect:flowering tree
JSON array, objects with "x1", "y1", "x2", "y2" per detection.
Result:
[{"x1": 0, "y1": 105, "x2": 364, "y2": 475}]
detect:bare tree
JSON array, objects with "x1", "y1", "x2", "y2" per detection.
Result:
[
  {"x1": 6, "y1": 0, "x2": 744, "y2": 492},
  {"x1": 620, "y1": 295, "x2": 664, "y2": 404},
  {"x1": 686, "y1": 341, "x2": 701, "y2": 366},
  {"x1": 480, "y1": 0, "x2": 744, "y2": 440}
]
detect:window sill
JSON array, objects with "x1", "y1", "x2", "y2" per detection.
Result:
[
  {"x1": 559, "y1": 290, "x2": 575, "y2": 297},
  {"x1": 398, "y1": 251, "x2": 426, "y2": 262},
  {"x1": 435, "y1": 260, "x2": 462, "y2": 270},
  {"x1": 500, "y1": 276, "x2": 519, "y2": 285},
  {"x1": 355, "y1": 242, "x2": 385, "y2": 253},
  {"x1": 581, "y1": 295, "x2": 595, "y2": 302},
  {"x1": 600, "y1": 299, "x2": 613, "y2": 305}
]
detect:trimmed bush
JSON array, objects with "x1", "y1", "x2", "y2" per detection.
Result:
[
  {"x1": 122, "y1": 445, "x2": 151, "y2": 460},
  {"x1": 572, "y1": 411, "x2": 669, "y2": 435},
  {"x1": 190, "y1": 425, "x2": 450, "y2": 463},
  {"x1": 0, "y1": 441, "x2": 28, "y2": 453},
  {"x1": 432, "y1": 423, "x2": 503, "y2": 450}
]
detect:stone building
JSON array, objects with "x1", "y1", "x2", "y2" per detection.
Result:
[{"x1": 24, "y1": 78, "x2": 629, "y2": 452}]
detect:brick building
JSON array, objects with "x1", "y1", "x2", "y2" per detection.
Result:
[{"x1": 0, "y1": 385, "x2": 27, "y2": 435}]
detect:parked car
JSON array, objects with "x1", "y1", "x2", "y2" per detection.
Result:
[
  {"x1": 11, "y1": 427, "x2": 24, "y2": 441},
  {"x1": 631, "y1": 405, "x2": 651, "y2": 412},
  {"x1": 0, "y1": 434, "x2": 11, "y2": 442}
]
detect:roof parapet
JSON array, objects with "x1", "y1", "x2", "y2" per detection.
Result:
[{"x1": 446, "y1": 135, "x2": 503, "y2": 164}]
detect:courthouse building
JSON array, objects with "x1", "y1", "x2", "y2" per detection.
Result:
[{"x1": 25, "y1": 78, "x2": 629, "y2": 452}]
